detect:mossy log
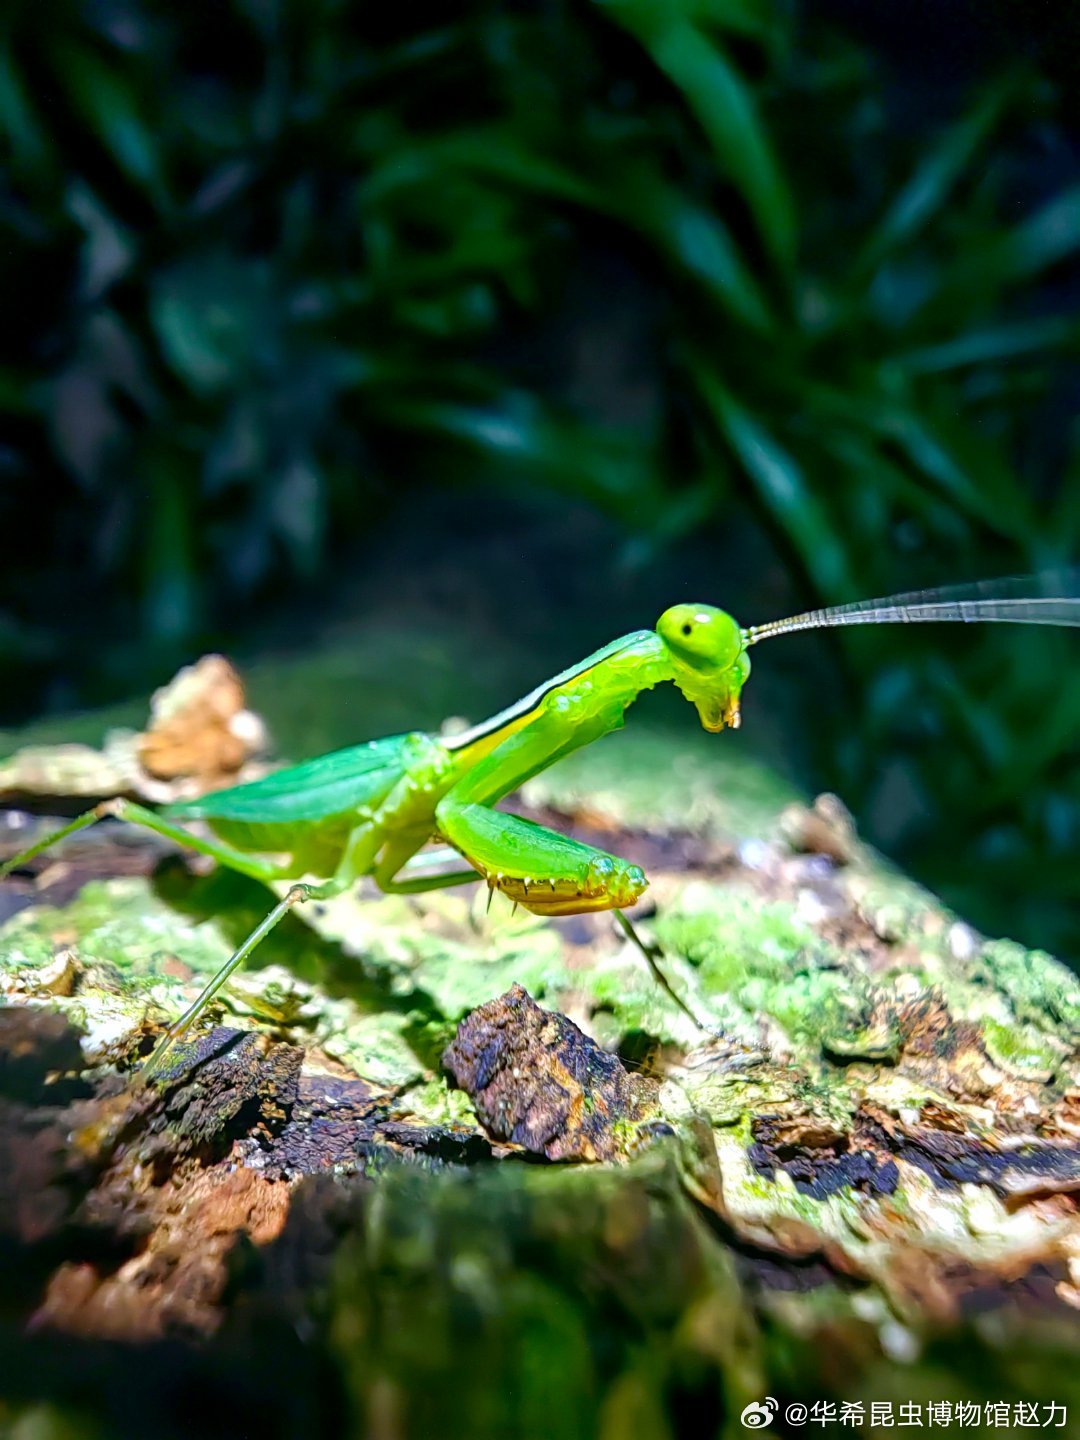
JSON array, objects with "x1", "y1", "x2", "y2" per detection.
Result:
[{"x1": 2, "y1": 677, "x2": 1079, "y2": 1440}]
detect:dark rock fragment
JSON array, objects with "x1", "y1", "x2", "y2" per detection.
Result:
[{"x1": 443, "y1": 983, "x2": 659, "y2": 1162}]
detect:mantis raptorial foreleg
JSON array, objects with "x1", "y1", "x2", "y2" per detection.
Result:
[
  {"x1": 439, "y1": 799, "x2": 702, "y2": 1027},
  {"x1": 434, "y1": 704, "x2": 703, "y2": 1026},
  {"x1": 436, "y1": 701, "x2": 640, "y2": 903}
]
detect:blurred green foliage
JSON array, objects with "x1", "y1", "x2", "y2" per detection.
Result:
[{"x1": 1, "y1": 0, "x2": 1079, "y2": 952}]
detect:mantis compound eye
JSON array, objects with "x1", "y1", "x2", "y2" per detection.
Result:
[{"x1": 656, "y1": 604, "x2": 743, "y2": 671}]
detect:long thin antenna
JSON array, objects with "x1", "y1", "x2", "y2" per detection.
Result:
[{"x1": 743, "y1": 570, "x2": 1080, "y2": 646}]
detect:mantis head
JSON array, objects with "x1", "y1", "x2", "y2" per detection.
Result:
[
  {"x1": 653, "y1": 572, "x2": 1080, "y2": 735},
  {"x1": 657, "y1": 571, "x2": 1080, "y2": 736},
  {"x1": 656, "y1": 604, "x2": 750, "y2": 732}
]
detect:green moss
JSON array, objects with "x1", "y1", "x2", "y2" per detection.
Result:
[
  {"x1": 6, "y1": 661, "x2": 1080, "y2": 1382},
  {"x1": 396, "y1": 1078, "x2": 479, "y2": 1129},
  {"x1": 654, "y1": 884, "x2": 901, "y2": 1066},
  {"x1": 659, "y1": 887, "x2": 821, "y2": 979},
  {"x1": 978, "y1": 940, "x2": 1080, "y2": 1041},
  {"x1": 980, "y1": 1018, "x2": 1064, "y2": 1079}
]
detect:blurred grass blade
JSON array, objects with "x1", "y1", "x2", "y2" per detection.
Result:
[
  {"x1": 142, "y1": 456, "x2": 199, "y2": 644},
  {"x1": 432, "y1": 131, "x2": 773, "y2": 329},
  {"x1": 933, "y1": 184, "x2": 1080, "y2": 302},
  {"x1": 668, "y1": 0, "x2": 779, "y2": 43},
  {"x1": 0, "y1": 45, "x2": 53, "y2": 176},
  {"x1": 697, "y1": 369, "x2": 855, "y2": 596},
  {"x1": 366, "y1": 135, "x2": 595, "y2": 209},
  {"x1": 600, "y1": 5, "x2": 795, "y2": 268},
  {"x1": 820, "y1": 429, "x2": 968, "y2": 541},
  {"x1": 893, "y1": 316, "x2": 1079, "y2": 374},
  {"x1": 637, "y1": 190, "x2": 773, "y2": 330},
  {"x1": 380, "y1": 393, "x2": 663, "y2": 514},
  {"x1": 57, "y1": 44, "x2": 166, "y2": 208},
  {"x1": 0, "y1": 367, "x2": 34, "y2": 413},
  {"x1": 856, "y1": 73, "x2": 1024, "y2": 277},
  {"x1": 988, "y1": 183, "x2": 1080, "y2": 284},
  {"x1": 873, "y1": 406, "x2": 1037, "y2": 541},
  {"x1": 1051, "y1": 441, "x2": 1080, "y2": 552}
]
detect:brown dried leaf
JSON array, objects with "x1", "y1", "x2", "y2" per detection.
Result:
[
  {"x1": 779, "y1": 792, "x2": 858, "y2": 865},
  {"x1": 136, "y1": 654, "x2": 267, "y2": 788},
  {"x1": 0, "y1": 655, "x2": 270, "y2": 812}
]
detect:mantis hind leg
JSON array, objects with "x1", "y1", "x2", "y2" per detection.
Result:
[
  {"x1": 1, "y1": 804, "x2": 112, "y2": 878},
  {"x1": 0, "y1": 798, "x2": 293, "y2": 884},
  {"x1": 0, "y1": 801, "x2": 369, "y2": 1075},
  {"x1": 139, "y1": 818, "x2": 387, "y2": 1076}
]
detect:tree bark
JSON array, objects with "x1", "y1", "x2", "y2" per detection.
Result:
[{"x1": 2, "y1": 689, "x2": 1079, "y2": 1439}]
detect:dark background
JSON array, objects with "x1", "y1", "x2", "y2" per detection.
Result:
[{"x1": 2, "y1": 0, "x2": 1079, "y2": 957}]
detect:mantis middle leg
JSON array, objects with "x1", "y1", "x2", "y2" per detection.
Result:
[
  {"x1": 141, "y1": 877, "x2": 344, "y2": 1077},
  {"x1": 142, "y1": 817, "x2": 389, "y2": 1073},
  {"x1": 373, "y1": 842, "x2": 480, "y2": 896}
]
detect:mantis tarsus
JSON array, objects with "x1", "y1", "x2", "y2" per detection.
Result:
[{"x1": 2, "y1": 572, "x2": 1078, "y2": 1074}]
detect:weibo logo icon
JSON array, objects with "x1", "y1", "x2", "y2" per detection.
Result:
[{"x1": 740, "y1": 1398, "x2": 779, "y2": 1429}]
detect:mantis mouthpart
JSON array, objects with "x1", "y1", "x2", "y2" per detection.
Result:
[{"x1": 2, "y1": 569, "x2": 1077, "y2": 1074}]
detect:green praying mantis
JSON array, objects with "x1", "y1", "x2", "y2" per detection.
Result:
[{"x1": 2, "y1": 572, "x2": 1078, "y2": 1074}]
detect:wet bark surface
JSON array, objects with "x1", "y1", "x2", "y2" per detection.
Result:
[{"x1": 2, "y1": 673, "x2": 1080, "y2": 1439}]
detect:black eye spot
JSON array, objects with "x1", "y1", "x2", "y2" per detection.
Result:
[{"x1": 681, "y1": 622, "x2": 693, "y2": 636}]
